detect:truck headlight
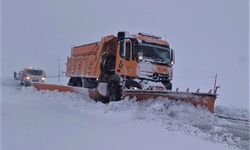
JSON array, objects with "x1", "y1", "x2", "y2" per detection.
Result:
[
  {"x1": 25, "y1": 76, "x2": 31, "y2": 80},
  {"x1": 138, "y1": 55, "x2": 143, "y2": 60},
  {"x1": 138, "y1": 52, "x2": 143, "y2": 60},
  {"x1": 171, "y1": 61, "x2": 174, "y2": 65},
  {"x1": 42, "y1": 77, "x2": 45, "y2": 80},
  {"x1": 131, "y1": 87, "x2": 138, "y2": 90}
]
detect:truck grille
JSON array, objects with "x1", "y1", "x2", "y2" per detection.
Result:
[{"x1": 139, "y1": 72, "x2": 169, "y2": 82}]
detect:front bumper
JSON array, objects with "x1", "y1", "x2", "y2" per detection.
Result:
[{"x1": 24, "y1": 79, "x2": 45, "y2": 86}]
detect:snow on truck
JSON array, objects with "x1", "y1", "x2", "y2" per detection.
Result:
[{"x1": 33, "y1": 32, "x2": 218, "y2": 112}]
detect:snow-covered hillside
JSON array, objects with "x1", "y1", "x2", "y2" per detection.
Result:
[{"x1": 1, "y1": 78, "x2": 249, "y2": 150}]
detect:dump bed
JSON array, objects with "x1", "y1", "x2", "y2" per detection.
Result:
[
  {"x1": 66, "y1": 35, "x2": 117, "y2": 78},
  {"x1": 66, "y1": 42, "x2": 100, "y2": 78},
  {"x1": 71, "y1": 42, "x2": 99, "y2": 57}
]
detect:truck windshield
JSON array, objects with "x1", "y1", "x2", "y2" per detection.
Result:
[
  {"x1": 134, "y1": 43, "x2": 171, "y2": 64},
  {"x1": 27, "y1": 70, "x2": 43, "y2": 76}
]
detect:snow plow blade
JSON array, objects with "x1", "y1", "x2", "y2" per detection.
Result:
[
  {"x1": 33, "y1": 83, "x2": 216, "y2": 113},
  {"x1": 33, "y1": 83, "x2": 75, "y2": 92},
  {"x1": 32, "y1": 83, "x2": 104, "y2": 100},
  {"x1": 122, "y1": 90, "x2": 216, "y2": 112}
]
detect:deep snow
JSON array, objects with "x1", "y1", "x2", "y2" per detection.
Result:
[{"x1": 1, "y1": 77, "x2": 249, "y2": 150}]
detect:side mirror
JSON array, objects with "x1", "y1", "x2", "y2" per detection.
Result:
[
  {"x1": 170, "y1": 49, "x2": 175, "y2": 65},
  {"x1": 138, "y1": 52, "x2": 143, "y2": 60},
  {"x1": 117, "y1": 31, "x2": 129, "y2": 40}
]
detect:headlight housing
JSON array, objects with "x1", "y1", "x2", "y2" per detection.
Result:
[
  {"x1": 130, "y1": 86, "x2": 142, "y2": 90},
  {"x1": 41, "y1": 77, "x2": 45, "y2": 81},
  {"x1": 25, "y1": 76, "x2": 31, "y2": 80}
]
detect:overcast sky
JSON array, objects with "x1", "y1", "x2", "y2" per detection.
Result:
[{"x1": 2, "y1": 0, "x2": 249, "y2": 108}]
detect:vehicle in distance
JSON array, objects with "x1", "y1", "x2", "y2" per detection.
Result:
[{"x1": 18, "y1": 67, "x2": 46, "y2": 86}]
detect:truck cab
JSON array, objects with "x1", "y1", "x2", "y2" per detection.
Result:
[{"x1": 114, "y1": 32, "x2": 174, "y2": 90}]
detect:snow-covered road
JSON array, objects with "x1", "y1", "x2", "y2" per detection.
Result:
[{"x1": 1, "y1": 78, "x2": 249, "y2": 150}]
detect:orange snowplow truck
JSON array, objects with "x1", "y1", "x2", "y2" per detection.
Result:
[
  {"x1": 33, "y1": 31, "x2": 217, "y2": 112},
  {"x1": 66, "y1": 32, "x2": 175, "y2": 102}
]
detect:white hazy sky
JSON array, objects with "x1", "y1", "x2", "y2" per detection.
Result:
[{"x1": 1, "y1": 0, "x2": 249, "y2": 108}]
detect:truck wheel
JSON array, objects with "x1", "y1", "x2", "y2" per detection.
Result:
[
  {"x1": 163, "y1": 81, "x2": 172, "y2": 90},
  {"x1": 107, "y1": 77, "x2": 121, "y2": 102},
  {"x1": 101, "y1": 54, "x2": 115, "y2": 75}
]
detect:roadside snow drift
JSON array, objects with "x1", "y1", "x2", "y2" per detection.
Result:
[{"x1": 1, "y1": 78, "x2": 249, "y2": 150}]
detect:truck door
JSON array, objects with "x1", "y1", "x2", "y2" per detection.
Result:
[{"x1": 116, "y1": 39, "x2": 137, "y2": 77}]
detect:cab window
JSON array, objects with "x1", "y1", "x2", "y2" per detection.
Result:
[{"x1": 120, "y1": 40, "x2": 131, "y2": 60}]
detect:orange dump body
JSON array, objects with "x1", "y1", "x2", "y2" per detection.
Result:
[
  {"x1": 66, "y1": 35, "x2": 118, "y2": 78},
  {"x1": 66, "y1": 42, "x2": 100, "y2": 78}
]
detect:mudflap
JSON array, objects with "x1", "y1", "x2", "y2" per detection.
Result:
[{"x1": 122, "y1": 90, "x2": 216, "y2": 113}]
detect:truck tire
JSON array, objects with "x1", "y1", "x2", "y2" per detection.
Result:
[
  {"x1": 162, "y1": 81, "x2": 172, "y2": 90},
  {"x1": 100, "y1": 54, "x2": 115, "y2": 75},
  {"x1": 68, "y1": 77, "x2": 82, "y2": 87},
  {"x1": 107, "y1": 76, "x2": 121, "y2": 102}
]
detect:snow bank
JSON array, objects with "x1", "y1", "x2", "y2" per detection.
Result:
[
  {"x1": 215, "y1": 105, "x2": 249, "y2": 120},
  {"x1": 2, "y1": 79, "x2": 248, "y2": 150}
]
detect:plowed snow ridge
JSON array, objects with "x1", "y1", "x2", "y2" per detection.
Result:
[{"x1": 1, "y1": 78, "x2": 249, "y2": 150}]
